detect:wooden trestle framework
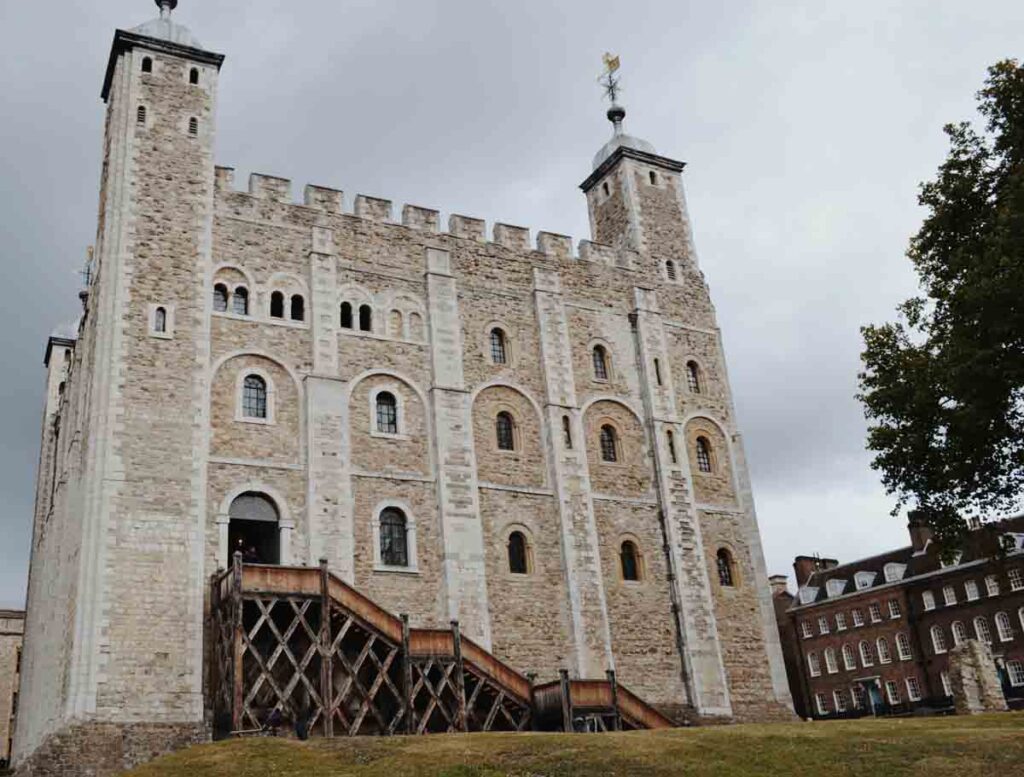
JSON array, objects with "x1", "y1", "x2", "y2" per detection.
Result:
[{"x1": 209, "y1": 557, "x2": 675, "y2": 737}]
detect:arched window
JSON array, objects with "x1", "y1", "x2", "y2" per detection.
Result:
[
  {"x1": 842, "y1": 643, "x2": 857, "y2": 670},
  {"x1": 592, "y1": 345, "x2": 609, "y2": 381},
  {"x1": 654, "y1": 358, "x2": 663, "y2": 385},
  {"x1": 359, "y1": 304, "x2": 372, "y2": 332},
  {"x1": 190, "y1": 67, "x2": 200, "y2": 85},
  {"x1": 667, "y1": 430, "x2": 677, "y2": 463},
  {"x1": 666, "y1": 260, "x2": 676, "y2": 281},
  {"x1": 602, "y1": 182, "x2": 610, "y2": 196},
  {"x1": 649, "y1": 170, "x2": 658, "y2": 185},
  {"x1": 1020, "y1": 606, "x2": 1024, "y2": 634},
  {"x1": 876, "y1": 636, "x2": 892, "y2": 664},
  {"x1": 686, "y1": 361, "x2": 702, "y2": 393},
  {"x1": 995, "y1": 612, "x2": 1012, "y2": 642},
  {"x1": 340, "y1": 301, "x2": 353, "y2": 329},
  {"x1": 154, "y1": 307, "x2": 167, "y2": 333},
  {"x1": 951, "y1": 620, "x2": 968, "y2": 647},
  {"x1": 137, "y1": 105, "x2": 147, "y2": 125},
  {"x1": 270, "y1": 291, "x2": 284, "y2": 319},
  {"x1": 599, "y1": 425, "x2": 618, "y2": 462},
  {"x1": 213, "y1": 283, "x2": 228, "y2": 312},
  {"x1": 379, "y1": 508, "x2": 408, "y2": 567},
  {"x1": 228, "y1": 492, "x2": 280, "y2": 566},
  {"x1": 931, "y1": 625, "x2": 947, "y2": 654},
  {"x1": 824, "y1": 647, "x2": 838, "y2": 674},
  {"x1": 562, "y1": 415, "x2": 573, "y2": 449},
  {"x1": 490, "y1": 328, "x2": 508, "y2": 365},
  {"x1": 620, "y1": 541, "x2": 640, "y2": 581},
  {"x1": 232, "y1": 287, "x2": 249, "y2": 316},
  {"x1": 389, "y1": 309, "x2": 403, "y2": 337},
  {"x1": 716, "y1": 548, "x2": 735, "y2": 587},
  {"x1": 142, "y1": 57, "x2": 153, "y2": 73},
  {"x1": 189, "y1": 117, "x2": 199, "y2": 136},
  {"x1": 859, "y1": 640, "x2": 874, "y2": 667},
  {"x1": 695, "y1": 437, "x2": 713, "y2": 473},
  {"x1": 974, "y1": 616, "x2": 992, "y2": 644},
  {"x1": 896, "y1": 632, "x2": 912, "y2": 660},
  {"x1": 495, "y1": 411, "x2": 515, "y2": 451},
  {"x1": 508, "y1": 531, "x2": 529, "y2": 574},
  {"x1": 409, "y1": 312, "x2": 424, "y2": 340},
  {"x1": 242, "y1": 375, "x2": 267, "y2": 419},
  {"x1": 376, "y1": 392, "x2": 398, "y2": 435},
  {"x1": 290, "y1": 295, "x2": 304, "y2": 322}
]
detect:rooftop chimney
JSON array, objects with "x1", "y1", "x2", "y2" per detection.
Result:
[
  {"x1": 908, "y1": 510, "x2": 934, "y2": 553},
  {"x1": 769, "y1": 575, "x2": 789, "y2": 596},
  {"x1": 793, "y1": 555, "x2": 839, "y2": 587}
]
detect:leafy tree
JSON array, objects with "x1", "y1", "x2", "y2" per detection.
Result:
[{"x1": 858, "y1": 60, "x2": 1024, "y2": 549}]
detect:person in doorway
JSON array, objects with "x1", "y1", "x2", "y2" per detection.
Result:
[{"x1": 243, "y1": 544, "x2": 260, "y2": 564}]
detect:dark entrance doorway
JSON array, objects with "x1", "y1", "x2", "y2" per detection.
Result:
[{"x1": 228, "y1": 492, "x2": 280, "y2": 566}]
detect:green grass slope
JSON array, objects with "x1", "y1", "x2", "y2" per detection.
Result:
[{"x1": 124, "y1": 713, "x2": 1024, "y2": 777}]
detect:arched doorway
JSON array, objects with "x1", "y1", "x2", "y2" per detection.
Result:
[{"x1": 227, "y1": 492, "x2": 280, "y2": 566}]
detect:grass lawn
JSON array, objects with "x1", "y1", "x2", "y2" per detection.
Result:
[{"x1": 124, "y1": 713, "x2": 1024, "y2": 777}]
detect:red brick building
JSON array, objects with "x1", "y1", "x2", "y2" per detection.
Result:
[{"x1": 773, "y1": 516, "x2": 1024, "y2": 718}]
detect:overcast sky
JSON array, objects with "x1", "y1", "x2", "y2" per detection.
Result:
[{"x1": 0, "y1": 0, "x2": 1021, "y2": 609}]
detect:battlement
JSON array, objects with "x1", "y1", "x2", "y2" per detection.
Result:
[{"x1": 213, "y1": 166, "x2": 641, "y2": 269}]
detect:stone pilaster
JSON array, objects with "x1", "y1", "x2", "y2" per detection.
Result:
[
  {"x1": 425, "y1": 247, "x2": 492, "y2": 648},
  {"x1": 632, "y1": 286, "x2": 732, "y2": 717},
  {"x1": 533, "y1": 268, "x2": 614, "y2": 677}
]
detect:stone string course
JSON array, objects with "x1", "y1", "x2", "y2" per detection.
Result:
[{"x1": 16, "y1": 16, "x2": 794, "y2": 777}]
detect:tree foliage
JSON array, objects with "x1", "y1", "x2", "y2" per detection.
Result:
[{"x1": 858, "y1": 60, "x2": 1024, "y2": 548}]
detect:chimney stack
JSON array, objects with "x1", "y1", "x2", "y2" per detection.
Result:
[
  {"x1": 769, "y1": 575, "x2": 789, "y2": 596},
  {"x1": 792, "y1": 555, "x2": 839, "y2": 587},
  {"x1": 907, "y1": 510, "x2": 934, "y2": 553}
]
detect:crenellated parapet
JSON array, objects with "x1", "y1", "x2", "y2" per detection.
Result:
[{"x1": 213, "y1": 167, "x2": 642, "y2": 271}]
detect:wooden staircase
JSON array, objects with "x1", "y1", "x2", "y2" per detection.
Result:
[{"x1": 209, "y1": 557, "x2": 674, "y2": 737}]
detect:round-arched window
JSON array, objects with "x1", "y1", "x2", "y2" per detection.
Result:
[
  {"x1": 716, "y1": 548, "x2": 735, "y2": 587},
  {"x1": 508, "y1": 531, "x2": 529, "y2": 574},
  {"x1": 600, "y1": 425, "x2": 618, "y2": 463},
  {"x1": 496, "y1": 411, "x2": 515, "y2": 451},
  {"x1": 621, "y1": 541, "x2": 641, "y2": 581},
  {"x1": 379, "y1": 508, "x2": 409, "y2": 567}
]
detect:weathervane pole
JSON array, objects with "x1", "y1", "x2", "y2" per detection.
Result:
[
  {"x1": 599, "y1": 53, "x2": 625, "y2": 136},
  {"x1": 157, "y1": 0, "x2": 178, "y2": 20}
]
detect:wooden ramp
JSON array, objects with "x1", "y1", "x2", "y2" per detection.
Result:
[{"x1": 209, "y1": 558, "x2": 674, "y2": 737}]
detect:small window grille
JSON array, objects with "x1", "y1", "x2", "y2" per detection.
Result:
[
  {"x1": 851, "y1": 685, "x2": 867, "y2": 709},
  {"x1": 695, "y1": 437, "x2": 713, "y2": 473},
  {"x1": 814, "y1": 692, "x2": 827, "y2": 715},
  {"x1": 376, "y1": 392, "x2": 398, "y2": 435},
  {"x1": 941, "y1": 670, "x2": 953, "y2": 697},
  {"x1": 801, "y1": 622, "x2": 813, "y2": 639},
  {"x1": 242, "y1": 375, "x2": 267, "y2": 419},
  {"x1": 943, "y1": 585, "x2": 957, "y2": 605},
  {"x1": 620, "y1": 541, "x2": 640, "y2": 581},
  {"x1": 592, "y1": 345, "x2": 609, "y2": 381},
  {"x1": 666, "y1": 260, "x2": 676, "y2": 281},
  {"x1": 716, "y1": 549, "x2": 734, "y2": 587},
  {"x1": 137, "y1": 105, "x2": 147, "y2": 125},
  {"x1": 496, "y1": 412, "x2": 515, "y2": 451},
  {"x1": 835, "y1": 612, "x2": 847, "y2": 631},
  {"x1": 877, "y1": 637, "x2": 892, "y2": 664},
  {"x1": 189, "y1": 117, "x2": 199, "y2": 136},
  {"x1": 599, "y1": 425, "x2": 618, "y2": 462},
  {"x1": 490, "y1": 329, "x2": 507, "y2": 364},
  {"x1": 379, "y1": 508, "x2": 408, "y2": 567},
  {"x1": 686, "y1": 361, "x2": 701, "y2": 393}
]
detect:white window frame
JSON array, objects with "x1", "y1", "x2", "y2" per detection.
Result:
[
  {"x1": 798, "y1": 586, "x2": 820, "y2": 605},
  {"x1": 835, "y1": 612, "x2": 847, "y2": 632},
  {"x1": 995, "y1": 611, "x2": 1013, "y2": 643},
  {"x1": 368, "y1": 385, "x2": 409, "y2": 440},
  {"x1": 985, "y1": 574, "x2": 1000, "y2": 597},
  {"x1": 859, "y1": 641, "x2": 874, "y2": 667},
  {"x1": 888, "y1": 600, "x2": 901, "y2": 619},
  {"x1": 885, "y1": 680, "x2": 901, "y2": 705},
  {"x1": 877, "y1": 637, "x2": 892, "y2": 664},
  {"x1": 905, "y1": 677, "x2": 922, "y2": 702},
  {"x1": 851, "y1": 684, "x2": 866, "y2": 709},
  {"x1": 974, "y1": 616, "x2": 992, "y2": 644},
  {"x1": 883, "y1": 563, "x2": 907, "y2": 583},
  {"x1": 952, "y1": 620, "x2": 967, "y2": 647},
  {"x1": 1009, "y1": 567, "x2": 1024, "y2": 592},
  {"x1": 801, "y1": 621, "x2": 814, "y2": 640},
  {"x1": 824, "y1": 647, "x2": 838, "y2": 674},
  {"x1": 1007, "y1": 659, "x2": 1024, "y2": 688},
  {"x1": 940, "y1": 670, "x2": 953, "y2": 697},
  {"x1": 833, "y1": 689, "x2": 847, "y2": 713},
  {"x1": 869, "y1": 603, "x2": 882, "y2": 623},
  {"x1": 842, "y1": 644, "x2": 856, "y2": 670},
  {"x1": 964, "y1": 580, "x2": 980, "y2": 601},
  {"x1": 922, "y1": 590, "x2": 936, "y2": 611},
  {"x1": 896, "y1": 632, "x2": 912, "y2": 661},
  {"x1": 818, "y1": 615, "x2": 830, "y2": 635},
  {"x1": 826, "y1": 579, "x2": 847, "y2": 598},
  {"x1": 807, "y1": 652, "x2": 821, "y2": 678},
  {"x1": 815, "y1": 692, "x2": 828, "y2": 716},
  {"x1": 943, "y1": 585, "x2": 957, "y2": 606},
  {"x1": 852, "y1": 608, "x2": 864, "y2": 627},
  {"x1": 931, "y1": 625, "x2": 947, "y2": 654},
  {"x1": 371, "y1": 501, "x2": 420, "y2": 574},
  {"x1": 854, "y1": 571, "x2": 876, "y2": 590},
  {"x1": 235, "y1": 368, "x2": 275, "y2": 425}
]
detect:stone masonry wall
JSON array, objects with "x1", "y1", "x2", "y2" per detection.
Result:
[{"x1": 0, "y1": 616, "x2": 24, "y2": 765}]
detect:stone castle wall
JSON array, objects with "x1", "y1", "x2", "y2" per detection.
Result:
[{"x1": 0, "y1": 614, "x2": 24, "y2": 765}]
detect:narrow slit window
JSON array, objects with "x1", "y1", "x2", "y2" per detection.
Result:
[
  {"x1": 189, "y1": 117, "x2": 199, "y2": 137},
  {"x1": 654, "y1": 358, "x2": 663, "y2": 385},
  {"x1": 716, "y1": 548, "x2": 735, "y2": 587},
  {"x1": 376, "y1": 392, "x2": 398, "y2": 435},
  {"x1": 649, "y1": 171, "x2": 658, "y2": 185},
  {"x1": 270, "y1": 292, "x2": 284, "y2": 319},
  {"x1": 142, "y1": 57, "x2": 153, "y2": 73},
  {"x1": 593, "y1": 345, "x2": 609, "y2": 381},
  {"x1": 600, "y1": 425, "x2": 618, "y2": 463},
  {"x1": 290, "y1": 295, "x2": 304, "y2": 322},
  {"x1": 496, "y1": 412, "x2": 515, "y2": 451},
  {"x1": 340, "y1": 302, "x2": 353, "y2": 329},
  {"x1": 379, "y1": 508, "x2": 408, "y2": 567},
  {"x1": 490, "y1": 328, "x2": 508, "y2": 364},
  {"x1": 666, "y1": 260, "x2": 676, "y2": 281},
  {"x1": 154, "y1": 307, "x2": 167, "y2": 333},
  {"x1": 667, "y1": 430, "x2": 677, "y2": 463},
  {"x1": 686, "y1": 361, "x2": 702, "y2": 393},
  {"x1": 137, "y1": 105, "x2": 147, "y2": 125},
  {"x1": 190, "y1": 67, "x2": 200, "y2": 85},
  {"x1": 359, "y1": 304, "x2": 372, "y2": 332},
  {"x1": 562, "y1": 415, "x2": 573, "y2": 449},
  {"x1": 620, "y1": 541, "x2": 640, "y2": 581}
]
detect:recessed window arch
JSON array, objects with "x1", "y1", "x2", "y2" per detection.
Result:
[
  {"x1": 974, "y1": 616, "x2": 992, "y2": 644},
  {"x1": 227, "y1": 491, "x2": 281, "y2": 567},
  {"x1": 666, "y1": 260, "x2": 677, "y2": 281},
  {"x1": 876, "y1": 636, "x2": 892, "y2": 664},
  {"x1": 137, "y1": 105, "x2": 147, "y2": 125},
  {"x1": 599, "y1": 424, "x2": 619, "y2": 463},
  {"x1": 154, "y1": 306, "x2": 167, "y2": 334},
  {"x1": 232, "y1": 286, "x2": 249, "y2": 316},
  {"x1": 695, "y1": 436, "x2": 714, "y2": 474},
  {"x1": 270, "y1": 291, "x2": 284, "y2": 319},
  {"x1": 507, "y1": 530, "x2": 531, "y2": 575},
  {"x1": 189, "y1": 67, "x2": 200, "y2": 85},
  {"x1": 620, "y1": 540, "x2": 642, "y2": 582},
  {"x1": 142, "y1": 57, "x2": 153, "y2": 73},
  {"x1": 490, "y1": 327, "x2": 508, "y2": 365},
  {"x1": 290, "y1": 294, "x2": 305, "y2": 322},
  {"x1": 716, "y1": 548, "x2": 736, "y2": 587},
  {"x1": 994, "y1": 611, "x2": 1012, "y2": 642},
  {"x1": 213, "y1": 283, "x2": 228, "y2": 312},
  {"x1": 375, "y1": 391, "x2": 398, "y2": 435},
  {"x1": 359, "y1": 304, "x2": 373, "y2": 332},
  {"x1": 842, "y1": 643, "x2": 857, "y2": 670},
  {"x1": 241, "y1": 375, "x2": 267, "y2": 420},
  {"x1": 686, "y1": 361, "x2": 702, "y2": 394},
  {"x1": 378, "y1": 507, "x2": 409, "y2": 568},
  {"x1": 340, "y1": 301, "x2": 353, "y2": 329},
  {"x1": 408, "y1": 312, "x2": 424, "y2": 341},
  {"x1": 592, "y1": 344, "x2": 610, "y2": 381},
  {"x1": 495, "y1": 411, "x2": 516, "y2": 451}
]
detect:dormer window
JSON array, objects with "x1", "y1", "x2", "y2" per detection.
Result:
[
  {"x1": 825, "y1": 579, "x2": 846, "y2": 598},
  {"x1": 854, "y1": 571, "x2": 876, "y2": 590},
  {"x1": 797, "y1": 586, "x2": 819, "y2": 605},
  {"x1": 883, "y1": 563, "x2": 906, "y2": 583}
]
